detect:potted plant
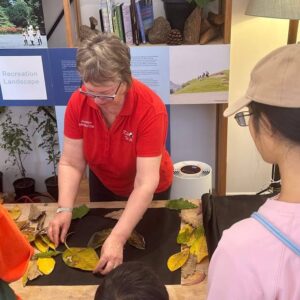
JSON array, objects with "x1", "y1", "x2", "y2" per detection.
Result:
[
  {"x1": 0, "y1": 109, "x2": 35, "y2": 199},
  {"x1": 28, "y1": 106, "x2": 60, "y2": 200}
]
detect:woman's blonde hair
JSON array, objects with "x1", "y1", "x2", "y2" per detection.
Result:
[{"x1": 76, "y1": 33, "x2": 132, "y2": 86}]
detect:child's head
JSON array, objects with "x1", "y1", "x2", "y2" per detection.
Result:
[
  {"x1": 94, "y1": 261, "x2": 169, "y2": 300},
  {"x1": 224, "y1": 44, "x2": 300, "y2": 163}
]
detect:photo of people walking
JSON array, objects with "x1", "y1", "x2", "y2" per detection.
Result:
[{"x1": 0, "y1": 0, "x2": 47, "y2": 48}]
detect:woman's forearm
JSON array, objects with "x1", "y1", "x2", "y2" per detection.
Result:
[
  {"x1": 57, "y1": 160, "x2": 86, "y2": 209},
  {"x1": 111, "y1": 186, "x2": 154, "y2": 244}
]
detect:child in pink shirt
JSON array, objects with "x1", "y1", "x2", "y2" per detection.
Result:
[{"x1": 208, "y1": 44, "x2": 300, "y2": 300}]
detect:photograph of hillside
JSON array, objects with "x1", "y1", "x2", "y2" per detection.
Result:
[
  {"x1": 0, "y1": 0, "x2": 47, "y2": 48},
  {"x1": 169, "y1": 45, "x2": 230, "y2": 104}
]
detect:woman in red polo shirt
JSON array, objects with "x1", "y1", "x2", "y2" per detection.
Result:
[{"x1": 47, "y1": 33, "x2": 173, "y2": 275}]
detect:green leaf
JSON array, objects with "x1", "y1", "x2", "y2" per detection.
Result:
[
  {"x1": 33, "y1": 250, "x2": 62, "y2": 259},
  {"x1": 87, "y1": 229, "x2": 112, "y2": 249},
  {"x1": 72, "y1": 204, "x2": 90, "y2": 220},
  {"x1": 166, "y1": 198, "x2": 198, "y2": 210}
]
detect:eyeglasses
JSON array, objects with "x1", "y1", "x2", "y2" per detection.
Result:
[
  {"x1": 79, "y1": 82, "x2": 122, "y2": 101},
  {"x1": 234, "y1": 111, "x2": 253, "y2": 127}
]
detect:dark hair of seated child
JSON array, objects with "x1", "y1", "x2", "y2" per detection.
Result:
[{"x1": 94, "y1": 261, "x2": 169, "y2": 300}]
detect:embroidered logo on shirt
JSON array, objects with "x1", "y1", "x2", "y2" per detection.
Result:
[
  {"x1": 79, "y1": 120, "x2": 94, "y2": 128},
  {"x1": 122, "y1": 130, "x2": 134, "y2": 142}
]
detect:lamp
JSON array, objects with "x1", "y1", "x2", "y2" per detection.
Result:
[
  {"x1": 245, "y1": 0, "x2": 300, "y2": 44},
  {"x1": 245, "y1": 0, "x2": 300, "y2": 194}
]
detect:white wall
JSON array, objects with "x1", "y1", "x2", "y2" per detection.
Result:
[{"x1": 226, "y1": 0, "x2": 300, "y2": 193}]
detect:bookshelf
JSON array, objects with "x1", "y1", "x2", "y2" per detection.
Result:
[{"x1": 62, "y1": 0, "x2": 232, "y2": 195}]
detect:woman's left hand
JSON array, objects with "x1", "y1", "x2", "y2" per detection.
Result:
[{"x1": 93, "y1": 233, "x2": 125, "y2": 275}]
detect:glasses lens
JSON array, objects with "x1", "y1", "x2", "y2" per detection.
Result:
[{"x1": 235, "y1": 112, "x2": 247, "y2": 126}]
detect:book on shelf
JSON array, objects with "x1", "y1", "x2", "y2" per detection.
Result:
[
  {"x1": 121, "y1": 3, "x2": 134, "y2": 44},
  {"x1": 135, "y1": 0, "x2": 146, "y2": 44},
  {"x1": 130, "y1": 0, "x2": 140, "y2": 45},
  {"x1": 99, "y1": 0, "x2": 113, "y2": 33},
  {"x1": 139, "y1": 0, "x2": 154, "y2": 32},
  {"x1": 99, "y1": 9, "x2": 104, "y2": 32}
]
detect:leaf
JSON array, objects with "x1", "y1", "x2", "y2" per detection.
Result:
[
  {"x1": 104, "y1": 209, "x2": 124, "y2": 220},
  {"x1": 16, "y1": 220, "x2": 30, "y2": 230},
  {"x1": 72, "y1": 204, "x2": 90, "y2": 220},
  {"x1": 167, "y1": 248, "x2": 190, "y2": 272},
  {"x1": 87, "y1": 228, "x2": 112, "y2": 249},
  {"x1": 128, "y1": 230, "x2": 145, "y2": 250},
  {"x1": 33, "y1": 250, "x2": 62, "y2": 259},
  {"x1": 62, "y1": 247, "x2": 99, "y2": 271},
  {"x1": 189, "y1": 234, "x2": 208, "y2": 263},
  {"x1": 182, "y1": 271, "x2": 206, "y2": 286},
  {"x1": 22, "y1": 228, "x2": 37, "y2": 243},
  {"x1": 40, "y1": 234, "x2": 56, "y2": 250},
  {"x1": 37, "y1": 258, "x2": 56, "y2": 275},
  {"x1": 34, "y1": 236, "x2": 49, "y2": 253},
  {"x1": 28, "y1": 204, "x2": 43, "y2": 221},
  {"x1": 166, "y1": 198, "x2": 198, "y2": 210},
  {"x1": 8, "y1": 205, "x2": 21, "y2": 220},
  {"x1": 22, "y1": 260, "x2": 42, "y2": 287},
  {"x1": 177, "y1": 224, "x2": 194, "y2": 245}
]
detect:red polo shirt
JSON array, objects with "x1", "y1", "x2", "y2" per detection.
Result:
[{"x1": 64, "y1": 79, "x2": 173, "y2": 196}]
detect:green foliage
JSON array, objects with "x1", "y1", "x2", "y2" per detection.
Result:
[
  {"x1": 0, "y1": 7, "x2": 14, "y2": 27},
  {"x1": 28, "y1": 106, "x2": 60, "y2": 177},
  {"x1": 72, "y1": 205, "x2": 90, "y2": 220},
  {"x1": 166, "y1": 198, "x2": 198, "y2": 210},
  {"x1": 0, "y1": 109, "x2": 32, "y2": 178},
  {"x1": 186, "y1": 0, "x2": 214, "y2": 8},
  {"x1": 0, "y1": 0, "x2": 11, "y2": 8},
  {"x1": 6, "y1": 0, "x2": 30, "y2": 28},
  {"x1": 24, "y1": 0, "x2": 45, "y2": 34}
]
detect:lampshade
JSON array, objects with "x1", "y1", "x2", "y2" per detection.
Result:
[{"x1": 245, "y1": 0, "x2": 300, "y2": 20}]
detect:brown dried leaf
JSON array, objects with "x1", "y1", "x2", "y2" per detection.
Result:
[
  {"x1": 37, "y1": 211, "x2": 46, "y2": 230},
  {"x1": 182, "y1": 271, "x2": 206, "y2": 286},
  {"x1": 104, "y1": 209, "x2": 124, "y2": 220},
  {"x1": 182, "y1": 254, "x2": 197, "y2": 279},
  {"x1": 22, "y1": 227, "x2": 37, "y2": 243},
  {"x1": 29, "y1": 204, "x2": 43, "y2": 221},
  {"x1": 87, "y1": 228, "x2": 112, "y2": 249},
  {"x1": 22, "y1": 260, "x2": 43, "y2": 286},
  {"x1": 128, "y1": 230, "x2": 145, "y2": 250},
  {"x1": 16, "y1": 220, "x2": 30, "y2": 230},
  {"x1": 180, "y1": 209, "x2": 201, "y2": 228}
]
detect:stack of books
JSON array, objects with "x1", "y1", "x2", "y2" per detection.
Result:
[{"x1": 99, "y1": 0, "x2": 154, "y2": 45}]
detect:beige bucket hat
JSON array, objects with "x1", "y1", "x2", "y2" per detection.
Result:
[{"x1": 224, "y1": 44, "x2": 300, "y2": 117}]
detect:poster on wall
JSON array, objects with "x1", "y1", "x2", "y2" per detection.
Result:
[
  {"x1": 0, "y1": 0, "x2": 47, "y2": 49},
  {"x1": 169, "y1": 45, "x2": 230, "y2": 104}
]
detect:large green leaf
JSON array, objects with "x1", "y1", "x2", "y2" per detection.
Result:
[
  {"x1": 166, "y1": 198, "x2": 198, "y2": 210},
  {"x1": 72, "y1": 204, "x2": 90, "y2": 220}
]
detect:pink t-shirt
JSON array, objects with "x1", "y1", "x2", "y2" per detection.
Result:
[{"x1": 208, "y1": 198, "x2": 300, "y2": 300}]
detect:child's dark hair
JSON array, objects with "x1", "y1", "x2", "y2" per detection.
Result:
[
  {"x1": 249, "y1": 101, "x2": 300, "y2": 144},
  {"x1": 94, "y1": 261, "x2": 169, "y2": 300}
]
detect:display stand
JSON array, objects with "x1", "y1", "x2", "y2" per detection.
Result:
[{"x1": 62, "y1": 0, "x2": 232, "y2": 195}]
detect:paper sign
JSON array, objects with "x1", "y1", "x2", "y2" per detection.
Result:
[{"x1": 0, "y1": 56, "x2": 47, "y2": 100}]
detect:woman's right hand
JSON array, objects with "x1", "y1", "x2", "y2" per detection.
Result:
[{"x1": 47, "y1": 211, "x2": 72, "y2": 247}]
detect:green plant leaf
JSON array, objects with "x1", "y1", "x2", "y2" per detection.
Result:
[
  {"x1": 177, "y1": 224, "x2": 194, "y2": 245},
  {"x1": 72, "y1": 204, "x2": 90, "y2": 220},
  {"x1": 87, "y1": 228, "x2": 113, "y2": 249},
  {"x1": 33, "y1": 250, "x2": 62, "y2": 259},
  {"x1": 166, "y1": 198, "x2": 198, "y2": 210}
]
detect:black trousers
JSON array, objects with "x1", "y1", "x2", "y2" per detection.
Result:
[{"x1": 89, "y1": 169, "x2": 171, "y2": 202}]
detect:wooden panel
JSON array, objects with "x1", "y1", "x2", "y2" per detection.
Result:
[
  {"x1": 288, "y1": 20, "x2": 299, "y2": 44},
  {"x1": 63, "y1": 0, "x2": 74, "y2": 47}
]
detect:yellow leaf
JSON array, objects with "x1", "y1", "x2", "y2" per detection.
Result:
[
  {"x1": 34, "y1": 236, "x2": 49, "y2": 253},
  {"x1": 37, "y1": 258, "x2": 56, "y2": 275},
  {"x1": 167, "y1": 248, "x2": 190, "y2": 272},
  {"x1": 40, "y1": 234, "x2": 56, "y2": 250},
  {"x1": 62, "y1": 247, "x2": 99, "y2": 271},
  {"x1": 189, "y1": 235, "x2": 208, "y2": 263},
  {"x1": 22, "y1": 260, "x2": 42, "y2": 287},
  {"x1": 177, "y1": 224, "x2": 194, "y2": 245},
  {"x1": 8, "y1": 205, "x2": 21, "y2": 220}
]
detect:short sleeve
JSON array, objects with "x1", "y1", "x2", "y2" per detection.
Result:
[
  {"x1": 136, "y1": 111, "x2": 168, "y2": 157},
  {"x1": 64, "y1": 92, "x2": 83, "y2": 139}
]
